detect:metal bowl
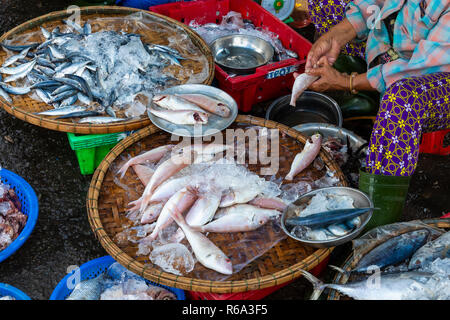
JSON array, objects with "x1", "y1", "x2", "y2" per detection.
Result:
[
  {"x1": 293, "y1": 123, "x2": 368, "y2": 155},
  {"x1": 280, "y1": 187, "x2": 374, "y2": 248},
  {"x1": 265, "y1": 91, "x2": 343, "y2": 128},
  {"x1": 210, "y1": 35, "x2": 274, "y2": 74}
]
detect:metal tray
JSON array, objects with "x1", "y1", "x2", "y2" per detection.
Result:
[
  {"x1": 147, "y1": 84, "x2": 238, "y2": 137},
  {"x1": 281, "y1": 187, "x2": 374, "y2": 248}
]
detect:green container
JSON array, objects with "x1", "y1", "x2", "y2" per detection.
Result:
[
  {"x1": 359, "y1": 169, "x2": 411, "y2": 231},
  {"x1": 67, "y1": 132, "x2": 130, "y2": 175}
]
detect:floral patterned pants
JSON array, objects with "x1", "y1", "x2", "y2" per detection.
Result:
[{"x1": 307, "y1": 0, "x2": 450, "y2": 176}]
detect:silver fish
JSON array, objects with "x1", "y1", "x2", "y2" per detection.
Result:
[
  {"x1": 35, "y1": 105, "x2": 86, "y2": 116},
  {"x1": 77, "y1": 116, "x2": 127, "y2": 124},
  {"x1": 2, "y1": 47, "x2": 31, "y2": 67},
  {"x1": 409, "y1": 231, "x2": 450, "y2": 270},
  {"x1": 0, "y1": 59, "x2": 36, "y2": 75},
  {"x1": 40, "y1": 26, "x2": 51, "y2": 39},
  {"x1": 48, "y1": 46, "x2": 65, "y2": 60},
  {"x1": 0, "y1": 83, "x2": 30, "y2": 95},
  {"x1": 327, "y1": 223, "x2": 352, "y2": 237},
  {"x1": 35, "y1": 88, "x2": 52, "y2": 104},
  {"x1": 0, "y1": 86, "x2": 12, "y2": 103},
  {"x1": 152, "y1": 94, "x2": 207, "y2": 113},
  {"x1": 300, "y1": 269, "x2": 450, "y2": 300},
  {"x1": 66, "y1": 273, "x2": 106, "y2": 300}
]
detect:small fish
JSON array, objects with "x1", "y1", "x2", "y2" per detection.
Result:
[
  {"x1": 285, "y1": 207, "x2": 374, "y2": 228},
  {"x1": 169, "y1": 189, "x2": 233, "y2": 275},
  {"x1": 140, "y1": 202, "x2": 164, "y2": 225},
  {"x1": 248, "y1": 197, "x2": 288, "y2": 212},
  {"x1": 0, "y1": 86, "x2": 12, "y2": 103},
  {"x1": 1, "y1": 42, "x2": 39, "y2": 52},
  {"x1": 60, "y1": 94, "x2": 84, "y2": 107},
  {"x1": 144, "y1": 187, "x2": 198, "y2": 241},
  {"x1": 2, "y1": 47, "x2": 31, "y2": 67},
  {"x1": 185, "y1": 191, "x2": 221, "y2": 227},
  {"x1": 0, "y1": 83, "x2": 30, "y2": 95},
  {"x1": 77, "y1": 116, "x2": 127, "y2": 124},
  {"x1": 35, "y1": 65, "x2": 55, "y2": 77},
  {"x1": 77, "y1": 92, "x2": 92, "y2": 105},
  {"x1": 326, "y1": 223, "x2": 352, "y2": 237},
  {"x1": 157, "y1": 50, "x2": 182, "y2": 66},
  {"x1": 149, "y1": 176, "x2": 191, "y2": 203},
  {"x1": 175, "y1": 94, "x2": 231, "y2": 117},
  {"x1": 36, "y1": 57, "x2": 56, "y2": 69},
  {"x1": 35, "y1": 105, "x2": 86, "y2": 116},
  {"x1": 31, "y1": 80, "x2": 61, "y2": 89},
  {"x1": 0, "y1": 59, "x2": 36, "y2": 75},
  {"x1": 149, "y1": 108, "x2": 209, "y2": 125},
  {"x1": 285, "y1": 133, "x2": 322, "y2": 180},
  {"x1": 65, "y1": 74, "x2": 93, "y2": 100},
  {"x1": 152, "y1": 94, "x2": 207, "y2": 113},
  {"x1": 52, "y1": 84, "x2": 74, "y2": 96},
  {"x1": 290, "y1": 73, "x2": 318, "y2": 106},
  {"x1": 105, "y1": 106, "x2": 116, "y2": 118},
  {"x1": 66, "y1": 274, "x2": 106, "y2": 300},
  {"x1": 194, "y1": 204, "x2": 280, "y2": 233},
  {"x1": 35, "y1": 88, "x2": 52, "y2": 104},
  {"x1": 219, "y1": 186, "x2": 260, "y2": 208},
  {"x1": 83, "y1": 22, "x2": 92, "y2": 35},
  {"x1": 48, "y1": 45, "x2": 65, "y2": 60},
  {"x1": 140, "y1": 151, "x2": 196, "y2": 213},
  {"x1": 62, "y1": 19, "x2": 84, "y2": 34},
  {"x1": 117, "y1": 145, "x2": 174, "y2": 178},
  {"x1": 409, "y1": 231, "x2": 450, "y2": 270},
  {"x1": 48, "y1": 90, "x2": 78, "y2": 104},
  {"x1": 56, "y1": 110, "x2": 101, "y2": 119}
]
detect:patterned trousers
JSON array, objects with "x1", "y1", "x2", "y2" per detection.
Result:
[{"x1": 307, "y1": 0, "x2": 450, "y2": 176}]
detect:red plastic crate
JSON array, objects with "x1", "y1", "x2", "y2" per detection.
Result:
[
  {"x1": 187, "y1": 256, "x2": 329, "y2": 300},
  {"x1": 442, "y1": 213, "x2": 450, "y2": 219},
  {"x1": 150, "y1": 0, "x2": 312, "y2": 112},
  {"x1": 419, "y1": 129, "x2": 450, "y2": 156}
]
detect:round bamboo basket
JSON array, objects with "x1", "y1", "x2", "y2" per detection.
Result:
[
  {"x1": 87, "y1": 115, "x2": 349, "y2": 293},
  {"x1": 0, "y1": 6, "x2": 214, "y2": 134},
  {"x1": 327, "y1": 218, "x2": 450, "y2": 300}
]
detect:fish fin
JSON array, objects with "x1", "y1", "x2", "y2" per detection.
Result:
[
  {"x1": 328, "y1": 265, "x2": 350, "y2": 276},
  {"x1": 298, "y1": 269, "x2": 325, "y2": 300}
]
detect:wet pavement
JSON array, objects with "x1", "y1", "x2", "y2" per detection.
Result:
[{"x1": 0, "y1": 2, "x2": 448, "y2": 300}]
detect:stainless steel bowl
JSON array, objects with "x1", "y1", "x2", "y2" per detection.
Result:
[
  {"x1": 293, "y1": 123, "x2": 368, "y2": 155},
  {"x1": 280, "y1": 187, "x2": 374, "y2": 248},
  {"x1": 210, "y1": 35, "x2": 274, "y2": 74}
]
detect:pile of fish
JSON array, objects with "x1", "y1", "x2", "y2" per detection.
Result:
[
  {"x1": 285, "y1": 191, "x2": 365, "y2": 241},
  {"x1": 149, "y1": 93, "x2": 231, "y2": 125},
  {"x1": 116, "y1": 143, "x2": 286, "y2": 276},
  {"x1": 301, "y1": 227, "x2": 450, "y2": 300},
  {"x1": 190, "y1": 11, "x2": 298, "y2": 63},
  {"x1": 0, "y1": 18, "x2": 189, "y2": 124},
  {"x1": 0, "y1": 182, "x2": 27, "y2": 251},
  {"x1": 66, "y1": 262, "x2": 177, "y2": 300}
]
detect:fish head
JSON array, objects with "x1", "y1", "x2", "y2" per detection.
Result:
[
  {"x1": 192, "y1": 112, "x2": 209, "y2": 124},
  {"x1": 311, "y1": 133, "x2": 322, "y2": 144},
  {"x1": 205, "y1": 253, "x2": 233, "y2": 275},
  {"x1": 216, "y1": 102, "x2": 231, "y2": 117}
]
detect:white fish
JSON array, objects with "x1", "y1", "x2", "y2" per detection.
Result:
[
  {"x1": 78, "y1": 117, "x2": 127, "y2": 124},
  {"x1": 175, "y1": 93, "x2": 231, "y2": 117},
  {"x1": 194, "y1": 204, "x2": 280, "y2": 233},
  {"x1": 144, "y1": 187, "x2": 198, "y2": 241},
  {"x1": 0, "y1": 58, "x2": 36, "y2": 75},
  {"x1": 117, "y1": 145, "x2": 174, "y2": 178},
  {"x1": 140, "y1": 202, "x2": 164, "y2": 225},
  {"x1": 149, "y1": 176, "x2": 191, "y2": 203},
  {"x1": 285, "y1": 133, "x2": 322, "y2": 180},
  {"x1": 149, "y1": 108, "x2": 209, "y2": 125},
  {"x1": 140, "y1": 151, "x2": 196, "y2": 212},
  {"x1": 152, "y1": 94, "x2": 207, "y2": 113},
  {"x1": 219, "y1": 186, "x2": 260, "y2": 208},
  {"x1": 169, "y1": 191, "x2": 233, "y2": 275},
  {"x1": 0, "y1": 86, "x2": 12, "y2": 103},
  {"x1": 2, "y1": 47, "x2": 31, "y2": 67},
  {"x1": 185, "y1": 191, "x2": 221, "y2": 227},
  {"x1": 290, "y1": 73, "x2": 319, "y2": 106},
  {"x1": 35, "y1": 105, "x2": 86, "y2": 116}
]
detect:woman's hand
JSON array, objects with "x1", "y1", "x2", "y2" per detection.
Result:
[
  {"x1": 304, "y1": 57, "x2": 349, "y2": 91},
  {"x1": 305, "y1": 18, "x2": 358, "y2": 72}
]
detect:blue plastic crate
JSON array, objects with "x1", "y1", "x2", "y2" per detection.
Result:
[
  {"x1": 50, "y1": 256, "x2": 186, "y2": 300},
  {"x1": 0, "y1": 283, "x2": 31, "y2": 300},
  {"x1": 0, "y1": 169, "x2": 39, "y2": 263}
]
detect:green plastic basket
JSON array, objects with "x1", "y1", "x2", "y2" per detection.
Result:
[{"x1": 67, "y1": 132, "x2": 131, "y2": 175}]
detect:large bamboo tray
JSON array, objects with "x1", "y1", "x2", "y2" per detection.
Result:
[
  {"x1": 87, "y1": 115, "x2": 348, "y2": 293},
  {"x1": 327, "y1": 218, "x2": 450, "y2": 300},
  {"x1": 0, "y1": 6, "x2": 214, "y2": 134}
]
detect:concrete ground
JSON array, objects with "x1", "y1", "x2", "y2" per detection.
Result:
[{"x1": 0, "y1": 1, "x2": 448, "y2": 300}]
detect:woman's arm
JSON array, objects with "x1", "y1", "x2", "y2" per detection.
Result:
[{"x1": 305, "y1": 18, "x2": 358, "y2": 72}]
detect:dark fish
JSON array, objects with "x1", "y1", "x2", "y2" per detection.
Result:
[
  {"x1": 1, "y1": 42, "x2": 39, "y2": 52},
  {"x1": 31, "y1": 80, "x2": 61, "y2": 89},
  {"x1": 351, "y1": 229, "x2": 430, "y2": 273},
  {"x1": 285, "y1": 207, "x2": 375, "y2": 228},
  {"x1": 0, "y1": 83, "x2": 30, "y2": 95},
  {"x1": 65, "y1": 74, "x2": 93, "y2": 100},
  {"x1": 52, "y1": 84, "x2": 75, "y2": 96},
  {"x1": 48, "y1": 89, "x2": 78, "y2": 104},
  {"x1": 36, "y1": 57, "x2": 56, "y2": 69},
  {"x1": 56, "y1": 110, "x2": 101, "y2": 119}
]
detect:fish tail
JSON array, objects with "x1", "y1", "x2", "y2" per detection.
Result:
[
  {"x1": 117, "y1": 161, "x2": 131, "y2": 178},
  {"x1": 299, "y1": 269, "x2": 325, "y2": 300}
]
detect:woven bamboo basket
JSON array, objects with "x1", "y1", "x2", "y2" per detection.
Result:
[
  {"x1": 87, "y1": 115, "x2": 349, "y2": 293},
  {"x1": 0, "y1": 6, "x2": 214, "y2": 134},
  {"x1": 327, "y1": 218, "x2": 450, "y2": 300}
]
